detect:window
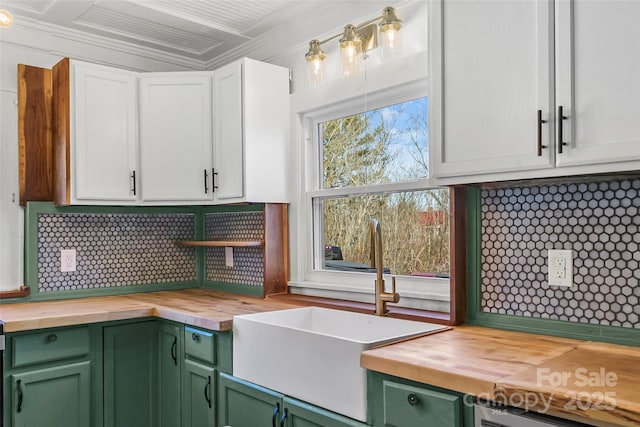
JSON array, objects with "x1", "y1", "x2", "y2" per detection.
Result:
[{"x1": 291, "y1": 81, "x2": 452, "y2": 313}]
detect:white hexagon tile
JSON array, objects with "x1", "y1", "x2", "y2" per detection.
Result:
[
  {"x1": 481, "y1": 178, "x2": 640, "y2": 328},
  {"x1": 38, "y1": 213, "x2": 196, "y2": 291},
  {"x1": 205, "y1": 212, "x2": 264, "y2": 286}
]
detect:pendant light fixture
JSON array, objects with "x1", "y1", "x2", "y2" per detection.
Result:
[
  {"x1": 304, "y1": 6, "x2": 403, "y2": 87},
  {"x1": 379, "y1": 6, "x2": 403, "y2": 60},
  {"x1": 305, "y1": 40, "x2": 326, "y2": 88},
  {"x1": 339, "y1": 24, "x2": 363, "y2": 77}
]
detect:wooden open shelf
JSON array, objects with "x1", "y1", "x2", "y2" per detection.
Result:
[{"x1": 175, "y1": 240, "x2": 264, "y2": 247}]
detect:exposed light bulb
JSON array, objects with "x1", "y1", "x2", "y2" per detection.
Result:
[
  {"x1": 307, "y1": 57, "x2": 326, "y2": 88},
  {"x1": 340, "y1": 43, "x2": 362, "y2": 77},
  {"x1": 380, "y1": 27, "x2": 402, "y2": 60},
  {"x1": 339, "y1": 25, "x2": 362, "y2": 77},
  {"x1": 0, "y1": 9, "x2": 14, "y2": 28}
]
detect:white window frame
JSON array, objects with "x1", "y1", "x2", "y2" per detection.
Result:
[{"x1": 289, "y1": 79, "x2": 451, "y2": 312}]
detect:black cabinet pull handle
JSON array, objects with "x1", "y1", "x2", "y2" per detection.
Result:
[
  {"x1": 170, "y1": 336, "x2": 177, "y2": 366},
  {"x1": 204, "y1": 376, "x2": 212, "y2": 408},
  {"x1": 204, "y1": 169, "x2": 209, "y2": 194},
  {"x1": 407, "y1": 393, "x2": 419, "y2": 406},
  {"x1": 47, "y1": 333, "x2": 58, "y2": 342},
  {"x1": 272, "y1": 402, "x2": 280, "y2": 427},
  {"x1": 191, "y1": 333, "x2": 200, "y2": 342},
  {"x1": 558, "y1": 105, "x2": 568, "y2": 154},
  {"x1": 131, "y1": 170, "x2": 136, "y2": 196},
  {"x1": 537, "y1": 110, "x2": 547, "y2": 156},
  {"x1": 16, "y1": 379, "x2": 23, "y2": 413},
  {"x1": 280, "y1": 408, "x2": 288, "y2": 427},
  {"x1": 212, "y1": 168, "x2": 218, "y2": 192}
]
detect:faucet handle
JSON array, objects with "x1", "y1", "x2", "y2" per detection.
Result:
[{"x1": 390, "y1": 277, "x2": 400, "y2": 303}]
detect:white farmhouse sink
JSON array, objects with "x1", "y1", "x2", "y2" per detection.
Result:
[{"x1": 232, "y1": 306, "x2": 448, "y2": 422}]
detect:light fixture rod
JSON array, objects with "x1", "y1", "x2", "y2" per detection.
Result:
[{"x1": 314, "y1": 14, "x2": 383, "y2": 47}]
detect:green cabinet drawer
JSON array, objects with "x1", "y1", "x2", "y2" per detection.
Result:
[
  {"x1": 12, "y1": 327, "x2": 90, "y2": 368},
  {"x1": 382, "y1": 380, "x2": 462, "y2": 427},
  {"x1": 185, "y1": 326, "x2": 216, "y2": 365}
]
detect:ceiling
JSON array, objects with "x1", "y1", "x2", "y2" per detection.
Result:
[{"x1": 0, "y1": 0, "x2": 404, "y2": 70}]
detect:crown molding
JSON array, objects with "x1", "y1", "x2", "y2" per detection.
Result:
[
  {"x1": 3, "y1": 1, "x2": 415, "y2": 73},
  {"x1": 4, "y1": 16, "x2": 206, "y2": 71}
]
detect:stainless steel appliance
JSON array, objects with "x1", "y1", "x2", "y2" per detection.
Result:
[{"x1": 475, "y1": 402, "x2": 589, "y2": 427}]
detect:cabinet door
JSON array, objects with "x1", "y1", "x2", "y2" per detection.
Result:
[
  {"x1": 139, "y1": 73, "x2": 213, "y2": 202},
  {"x1": 381, "y1": 381, "x2": 461, "y2": 427},
  {"x1": 158, "y1": 323, "x2": 181, "y2": 427},
  {"x1": 103, "y1": 321, "x2": 157, "y2": 427},
  {"x1": 432, "y1": 0, "x2": 554, "y2": 180},
  {"x1": 182, "y1": 360, "x2": 216, "y2": 427},
  {"x1": 555, "y1": 0, "x2": 640, "y2": 167},
  {"x1": 284, "y1": 396, "x2": 367, "y2": 427},
  {"x1": 213, "y1": 62, "x2": 244, "y2": 202},
  {"x1": 12, "y1": 361, "x2": 90, "y2": 427},
  {"x1": 218, "y1": 372, "x2": 282, "y2": 427},
  {"x1": 72, "y1": 61, "x2": 138, "y2": 203}
]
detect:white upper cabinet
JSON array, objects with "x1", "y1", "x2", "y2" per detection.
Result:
[
  {"x1": 212, "y1": 58, "x2": 290, "y2": 204},
  {"x1": 139, "y1": 73, "x2": 214, "y2": 203},
  {"x1": 430, "y1": 0, "x2": 640, "y2": 184},
  {"x1": 431, "y1": 0, "x2": 554, "y2": 180},
  {"x1": 69, "y1": 60, "x2": 139, "y2": 204},
  {"x1": 212, "y1": 61, "x2": 244, "y2": 202},
  {"x1": 53, "y1": 57, "x2": 288, "y2": 205},
  {"x1": 555, "y1": 0, "x2": 640, "y2": 168}
]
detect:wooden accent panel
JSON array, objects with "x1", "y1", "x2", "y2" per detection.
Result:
[
  {"x1": 52, "y1": 57, "x2": 71, "y2": 206},
  {"x1": 263, "y1": 203, "x2": 289, "y2": 296},
  {"x1": 18, "y1": 64, "x2": 53, "y2": 205},
  {"x1": 0, "y1": 286, "x2": 30, "y2": 299},
  {"x1": 449, "y1": 186, "x2": 467, "y2": 325}
]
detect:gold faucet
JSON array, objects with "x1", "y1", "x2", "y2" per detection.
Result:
[{"x1": 369, "y1": 219, "x2": 400, "y2": 316}]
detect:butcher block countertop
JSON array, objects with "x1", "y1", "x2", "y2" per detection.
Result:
[
  {"x1": 361, "y1": 325, "x2": 640, "y2": 427},
  {"x1": 2, "y1": 290, "x2": 639, "y2": 426},
  {"x1": 0, "y1": 289, "x2": 298, "y2": 332}
]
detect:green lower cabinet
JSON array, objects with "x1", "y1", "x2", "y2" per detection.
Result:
[
  {"x1": 218, "y1": 373, "x2": 368, "y2": 427},
  {"x1": 159, "y1": 322, "x2": 182, "y2": 427},
  {"x1": 284, "y1": 396, "x2": 368, "y2": 427},
  {"x1": 11, "y1": 361, "x2": 91, "y2": 427},
  {"x1": 182, "y1": 359, "x2": 217, "y2": 427},
  {"x1": 368, "y1": 371, "x2": 473, "y2": 427},
  {"x1": 103, "y1": 321, "x2": 158, "y2": 427},
  {"x1": 218, "y1": 373, "x2": 281, "y2": 427}
]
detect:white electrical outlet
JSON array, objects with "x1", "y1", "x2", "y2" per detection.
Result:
[
  {"x1": 225, "y1": 246, "x2": 234, "y2": 267},
  {"x1": 60, "y1": 249, "x2": 77, "y2": 272},
  {"x1": 548, "y1": 249, "x2": 572, "y2": 287}
]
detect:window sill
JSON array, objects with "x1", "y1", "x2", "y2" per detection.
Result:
[
  {"x1": 266, "y1": 293, "x2": 451, "y2": 326},
  {"x1": 0, "y1": 286, "x2": 30, "y2": 300}
]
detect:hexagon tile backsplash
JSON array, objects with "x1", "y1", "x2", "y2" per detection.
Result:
[
  {"x1": 37, "y1": 213, "x2": 197, "y2": 291},
  {"x1": 205, "y1": 211, "x2": 264, "y2": 287},
  {"x1": 481, "y1": 177, "x2": 640, "y2": 328}
]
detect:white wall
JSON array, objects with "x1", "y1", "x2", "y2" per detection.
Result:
[{"x1": 0, "y1": 1, "x2": 428, "y2": 291}]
